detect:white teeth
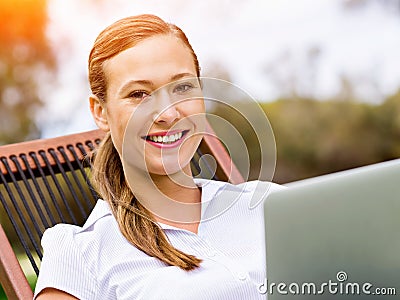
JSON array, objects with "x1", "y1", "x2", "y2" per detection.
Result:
[{"x1": 148, "y1": 132, "x2": 184, "y2": 144}]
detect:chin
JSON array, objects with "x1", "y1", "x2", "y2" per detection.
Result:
[
  {"x1": 146, "y1": 163, "x2": 178, "y2": 176},
  {"x1": 147, "y1": 159, "x2": 192, "y2": 177}
]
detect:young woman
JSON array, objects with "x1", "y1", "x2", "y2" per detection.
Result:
[{"x1": 34, "y1": 14, "x2": 282, "y2": 299}]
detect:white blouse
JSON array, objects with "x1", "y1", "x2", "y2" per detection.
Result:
[{"x1": 34, "y1": 179, "x2": 283, "y2": 299}]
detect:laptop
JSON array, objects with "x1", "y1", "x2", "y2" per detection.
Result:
[{"x1": 263, "y1": 159, "x2": 400, "y2": 299}]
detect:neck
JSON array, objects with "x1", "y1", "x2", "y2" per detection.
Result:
[
  {"x1": 150, "y1": 170, "x2": 202, "y2": 233},
  {"x1": 150, "y1": 169, "x2": 200, "y2": 203},
  {"x1": 124, "y1": 164, "x2": 202, "y2": 228}
]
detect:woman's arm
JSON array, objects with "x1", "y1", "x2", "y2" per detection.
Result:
[{"x1": 36, "y1": 288, "x2": 79, "y2": 300}]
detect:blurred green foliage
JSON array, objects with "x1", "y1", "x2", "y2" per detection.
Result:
[
  {"x1": 210, "y1": 91, "x2": 400, "y2": 184},
  {"x1": 264, "y1": 93, "x2": 400, "y2": 183}
]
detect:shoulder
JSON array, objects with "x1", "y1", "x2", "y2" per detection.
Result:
[
  {"x1": 195, "y1": 178, "x2": 283, "y2": 192},
  {"x1": 40, "y1": 223, "x2": 80, "y2": 255},
  {"x1": 197, "y1": 178, "x2": 284, "y2": 196},
  {"x1": 197, "y1": 179, "x2": 284, "y2": 215},
  {"x1": 38, "y1": 200, "x2": 114, "y2": 278},
  {"x1": 234, "y1": 180, "x2": 286, "y2": 209},
  {"x1": 35, "y1": 200, "x2": 119, "y2": 299},
  {"x1": 41, "y1": 200, "x2": 114, "y2": 256},
  {"x1": 42, "y1": 199, "x2": 113, "y2": 248},
  {"x1": 233, "y1": 180, "x2": 284, "y2": 192}
]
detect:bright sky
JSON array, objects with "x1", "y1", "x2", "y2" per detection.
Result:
[{"x1": 39, "y1": 0, "x2": 400, "y2": 137}]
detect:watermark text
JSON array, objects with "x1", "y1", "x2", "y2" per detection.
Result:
[{"x1": 258, "y1": 271, "x2": 397, "y2": 296}]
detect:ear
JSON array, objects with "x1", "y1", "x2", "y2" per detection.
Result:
[{"x1": 89, "y1": 95, "x2": 110, "y2": 132}]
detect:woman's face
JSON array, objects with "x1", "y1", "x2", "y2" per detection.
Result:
[{"x1": 90, "y1": 34, "x2": 205, "y2": 175}]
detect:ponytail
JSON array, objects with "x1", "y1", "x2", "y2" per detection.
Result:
[{"x1": 90, "y1": 133, "x2": 202, "y2": 271}]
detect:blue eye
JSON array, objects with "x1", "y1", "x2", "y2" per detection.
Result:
[{"x1": 128, "y1": 90, "x2": 149, "y2": 100}]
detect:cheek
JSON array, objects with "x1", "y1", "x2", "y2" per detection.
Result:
[
  {"x1": 107, "y1": 106, "x2": 136, "y2": 155},
  {"x1": 109, "y1": 125, "x2": 124, "y2": 157},
  {"x1": 180, "y1": 99, "x2": 205, "y2": 123}
]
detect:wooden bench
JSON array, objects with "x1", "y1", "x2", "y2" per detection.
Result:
[{"x1": 0, "y1": 124, "x2": 243, "y2": 299}]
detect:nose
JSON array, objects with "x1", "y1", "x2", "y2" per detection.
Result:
[
  {"x1": 154, "y1": 105, "x2": 180, "y2": 125},
  {"x1": 153, "y1": 90, "x2": 180, "y2": 125}
]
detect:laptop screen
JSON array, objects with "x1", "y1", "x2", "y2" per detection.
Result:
[{"x1": 263, "y1": 159, "x2": 400, "y2": 299}]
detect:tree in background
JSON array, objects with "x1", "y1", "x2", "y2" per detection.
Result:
[
  {"x1": 263, "y1": 93, "x2": 400, "y2": 183},
  {"x1": 0, "y1": 0, "x2": 55, "y2": 145},
  {"x1": 209, "y1": 93, "x2": 400, "y2": 184}
]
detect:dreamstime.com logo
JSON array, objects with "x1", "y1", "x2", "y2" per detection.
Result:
[{"x1": 258, "y1": 271, "x2": 397, "y2": 296}]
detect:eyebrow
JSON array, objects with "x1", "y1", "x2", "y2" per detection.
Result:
[
  {"x1": 117, "y1": 72, "x2": 197, "y2": 97},
  {"x1": 170, "y1": 72, "x2": 196, "y2": 81}
]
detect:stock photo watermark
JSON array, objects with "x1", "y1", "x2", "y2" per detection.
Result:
[{"x1": 258, "y1": 271, "x2": 397, "y2": 296}]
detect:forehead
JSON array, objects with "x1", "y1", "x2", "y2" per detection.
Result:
[{"x1": 103, "y1": 34, "x2": 196, "y2": 86}]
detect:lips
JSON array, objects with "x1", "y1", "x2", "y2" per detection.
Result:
[{"x1": 142, "y1": 130, "x2": 189, "y2": 148}]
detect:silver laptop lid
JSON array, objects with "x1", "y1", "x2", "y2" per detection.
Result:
[{"x1": 263, "y1": 159, "x2": 400, "y2": 299}]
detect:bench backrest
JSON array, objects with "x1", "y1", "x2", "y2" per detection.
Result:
[{"x1": 0, "y1": 124, "x2": 243, "y2": 299}]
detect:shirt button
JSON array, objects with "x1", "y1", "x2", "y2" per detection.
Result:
[{"x1": 237, "y1": 272, "x2": 247, "y2": 281}]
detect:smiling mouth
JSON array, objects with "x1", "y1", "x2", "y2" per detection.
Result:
[{"x1": 143, "y1": 130, "x2": 189, "y2": 144}]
